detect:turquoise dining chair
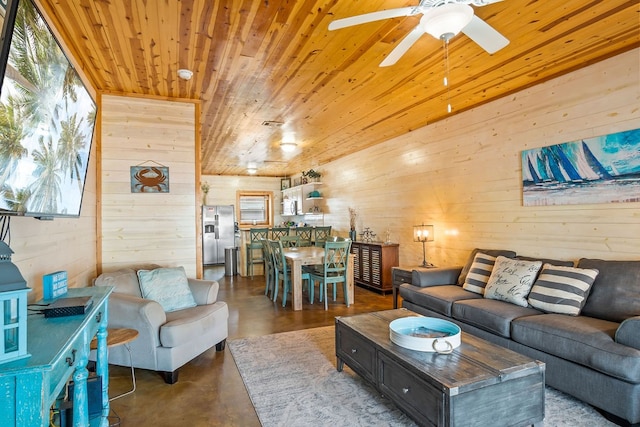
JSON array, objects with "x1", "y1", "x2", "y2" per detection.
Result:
[
  {"x1": 313, "y1": 226, "x2": 332, "y2": 246},
  {"x1": 270, "y1": 227, "x2": 290, "y2": 240},
  {"x1": 269, "y1": 239, "x2": 309, "y2": 307},
  {"x1": 294, "y1": 227, "x2": 313, "y2": 247},
  {"x1": 306, "y1": 240, "x2": 352, "y2": 310},
  {"x1": 280, "y1": 235, "x2": 301, "y2": 248},
  {"x1": 261, "y1": 239, "x2": 275, "y2": 299}
]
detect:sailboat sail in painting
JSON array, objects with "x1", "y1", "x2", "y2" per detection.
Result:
[{"x1": 522, "y1": 128, "x2": 640, "y2": 206}]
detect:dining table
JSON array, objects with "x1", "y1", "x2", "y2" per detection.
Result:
[{"x1": 283, "y1": 246, "x2": 354, "y2": 311}]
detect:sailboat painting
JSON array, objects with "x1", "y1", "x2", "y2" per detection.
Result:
[{"x1": 522, "y1": 128, "x2": 640, "y2": 206}]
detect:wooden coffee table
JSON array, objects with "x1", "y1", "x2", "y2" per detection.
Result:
[{"x1": 335, "y1": 309, "x2": 545, "y2": 427}]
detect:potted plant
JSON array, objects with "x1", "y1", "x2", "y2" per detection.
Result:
[
  {"x1": 201, "y1": 181, "x2": 210, "y2": 205},
  {"x1": 349, "y1": 207, "x2": 357, "y2": 241},
  {"x1": 302, "y1": 169, "x2": 322, "y2": 183}
]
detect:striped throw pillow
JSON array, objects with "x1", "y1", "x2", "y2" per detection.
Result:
[
  {"x1": 462, "y1": 252, "x2": 496, "y2": 295},
  {"x1": 528, "y1": 264, "x2": 599, "y2": 315}
]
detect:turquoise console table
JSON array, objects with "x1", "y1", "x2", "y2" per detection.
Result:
[{"x1": 0, "y1": 286, "x2": 113, "y2": 426}]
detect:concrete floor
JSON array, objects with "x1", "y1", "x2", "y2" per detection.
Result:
[{"x1": 105, "y1": 265, "x2": 394, "y2": 426}]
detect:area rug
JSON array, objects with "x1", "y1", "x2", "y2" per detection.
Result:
[{"x1": 228, "y1": 326, "x2": 616, "y2": 427}]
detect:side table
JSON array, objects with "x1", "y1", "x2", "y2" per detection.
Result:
[
  {"x1": 391, "y1": 266, "x2": 436, "y2": 308},
  {"x1": 91, "y1": 328, "x2": 139, "y2": 401}
]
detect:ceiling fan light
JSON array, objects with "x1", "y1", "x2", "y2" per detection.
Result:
[
  {"x1": 423, "y1": 3, "x2": 474, "y2": 40},
  {"x1": 281, "y1": 131, "x2": 297, "y2": 152},
  {"x1": 280, "y1": 142, "x2": 297, "y2": 152}
]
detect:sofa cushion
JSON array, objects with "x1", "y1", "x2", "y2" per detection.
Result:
[
  {"x1": 578, "y1": 259, "x2": 640, "y2": 323},
  {"x1": 451, "y1": 298, "x2": 542, "y2": 338},
  {"x1": 160, "y1": 302, "x2": 228, "y2": 347},
  {"x1": 462, "y1": 252, "x2": 496, "y2": 295},
  {"x1": 527, "y1": 264, "x2": 599, "y2": 315},
  {"x1": 399, "y1": 284, "x2": 481, "y2": 317},
  {"x1": 457, "y1": 248, "x2": 517, "y2": 286},
  {"x1": 512, "y1": 314, "x2": 640, "y2": 383},
  {"x1": 483, "y1": 257, "x2": 542, "y2": 307},
  {"x1": 94, "y1": 268, "x2": 141, "y2": 297},
  {"x1": 137, "y1": 267, "x2": 197, "y2": 313},
  {"x1": 616, "y1": 316, "x2": 640, "y2": 350}
]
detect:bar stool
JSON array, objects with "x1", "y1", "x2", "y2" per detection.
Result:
[
  {"x1": 270, "y1": 227, "x2": 289, "y2": 240},
  {"x1": 294, "y1": 226, "x2": 313, "y2": 246},
  {"x1": 91, "y1": 328, "x2": 139, "y2": 401},
  {"x1": 245, "y1": 228, "x2": 269, "y2": 278},
  {"x1": 313, "y1": 226, "x2": 332, "y2": 246}
]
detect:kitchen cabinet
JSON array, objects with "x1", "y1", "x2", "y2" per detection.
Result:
[
  {"x1": 350, "y1": 241, "x2": 399, "y2": 294},
  {"x1": 281, "y1": 182, "x2": 323, "y2": 216}
]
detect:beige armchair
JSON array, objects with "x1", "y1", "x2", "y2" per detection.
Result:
[{"x1": 93, "y1": 267, "x2": 228, "y2": 384}]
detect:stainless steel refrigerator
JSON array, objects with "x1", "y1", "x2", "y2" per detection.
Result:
[{"x1": 202, "y1": 205, "x2": 236, "y2": 265}]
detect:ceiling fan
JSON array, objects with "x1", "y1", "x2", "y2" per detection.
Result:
[{"x1": 328, "y1": 0, "x2": 509, "y2": 67}]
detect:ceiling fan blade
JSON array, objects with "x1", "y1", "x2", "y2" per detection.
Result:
[
  {"x1": 380, "y1": 24, "x2": 425, "y2": 67},
  {"x1": 328, "y1": 7, "x2": 418, "y2": 31},
  {"x1": 473, "y1": 0, "x2": 504, "y2": 4},
  {"x1": 461, "y1": 15, "x2": 509, "y2": 54}
]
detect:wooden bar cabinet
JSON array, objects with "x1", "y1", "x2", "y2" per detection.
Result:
[{"x1": 350, "y1": 241, "x2": 399, "y2": 294}]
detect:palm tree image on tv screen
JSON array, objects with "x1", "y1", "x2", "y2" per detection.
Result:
[{"x1": 0, "y1": 0, "x2": 96, "y2": 218}]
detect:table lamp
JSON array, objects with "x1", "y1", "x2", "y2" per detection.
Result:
[{"x1": 413, "y1": 224, "x2": 434, "y2": 268}]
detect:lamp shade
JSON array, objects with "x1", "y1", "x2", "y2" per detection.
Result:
[
  {"x1": 413, "y1": 224, "x2": 434, "y2": 242},
  {"x1": 422, "y1": 3, "x2": 473, "y2": 40}
]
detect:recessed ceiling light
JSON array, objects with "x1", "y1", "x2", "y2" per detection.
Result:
[
  {"x1": 247, "y1": 162, "x2": 257, "y2": 174},
  {"x1": 177, "y1": 69, "x2": 193, "y2": 80}
]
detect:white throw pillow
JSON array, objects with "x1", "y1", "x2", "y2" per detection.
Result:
[
  {"x1": 137, "y1": 266, "x2": 197, "y2": 312},
  {"x1": 484, "y1": 256, "x2": 542, "y2": 307},
  {"x1": 462, "y1": 252, "x2": 497, "y2": 295}
]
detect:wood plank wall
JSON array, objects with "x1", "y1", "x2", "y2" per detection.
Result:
[
  {"x1": 319, "y1": 49, "x2": 640, "y2": 268},
  {"x1": 201, "y1": 174, "x2": 283, "y2": 226},
  {"x1": 100, "y1": 95, "x2": 198, "y2": 276}
]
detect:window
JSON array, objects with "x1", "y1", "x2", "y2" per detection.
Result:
[{"x1": 237, "y1": 191, "x2": 273, "y2": 226}]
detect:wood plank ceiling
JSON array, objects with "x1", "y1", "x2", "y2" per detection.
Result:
[{"x1": 38, "y1": 0, "x2": 639, "y2": 177}]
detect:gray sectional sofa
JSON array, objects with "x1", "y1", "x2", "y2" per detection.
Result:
[{"x1": 399, "y1": 249, "x2": 640, "y2": 426}]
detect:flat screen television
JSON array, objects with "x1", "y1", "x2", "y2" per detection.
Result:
[{"x1": 0, "y1": 0, "x2": 96, "y2": 219}]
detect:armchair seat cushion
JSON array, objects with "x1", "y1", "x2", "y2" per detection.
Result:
[{"x1": 161, "y1": 301, "x2": 229, "y2": 347}]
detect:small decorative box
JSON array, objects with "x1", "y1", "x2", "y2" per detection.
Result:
[{"x1": 43, "y1": 271, "x2": 68, "y2": 300}]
